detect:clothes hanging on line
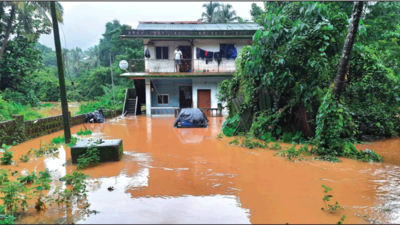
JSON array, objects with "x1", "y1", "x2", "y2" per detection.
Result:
[
  {"x1": 199, "y1": 48, "x2": 206, "y2": 59},
  {"x1": 214, "y1": 52, "x2": 222, "y2": 65},
  {"x1": 196, "y1": 48, "x2": 200, "y2": 59},
  {"x1": 206, "y1": 51, "x2": 214, "y2": 64}
]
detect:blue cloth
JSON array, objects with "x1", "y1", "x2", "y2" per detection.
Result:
[{"x1": 231, "y1": 47, "x2": 237, "y2": 59}]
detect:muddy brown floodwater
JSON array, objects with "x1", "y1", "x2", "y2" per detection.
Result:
[
  {"x1": 33, "y1": 102, "x2": 81, "y2": 117},
  {"x1": 4, "y1": 116, "x2": 400, "y2": 224}
]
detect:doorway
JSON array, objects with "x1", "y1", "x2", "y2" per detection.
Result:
[
  {"x1": 179, "y1": 86, "x2": 192, "y2": 108},
  {"x1": 197, "y1": 89, "x2": 211, "y2": 116},
  {"x1": 178, "y1": 46, "x2": 192, "y2": 72}
]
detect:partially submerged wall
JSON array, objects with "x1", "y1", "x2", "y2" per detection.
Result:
[{"x1": 0, "y1": 110, "x2": 116, "y2": 146}]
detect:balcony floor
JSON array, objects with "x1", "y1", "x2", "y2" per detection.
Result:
[{"x1": 120, "y1": 72, "x2": 234, "y2": 79}]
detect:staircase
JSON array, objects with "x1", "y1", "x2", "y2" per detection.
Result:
[
  {"x1": 126, "y1": 98, "x2": 137, "y2": 116},
  {"x1": 122, "y1": 89, "x2": 138, "y2": 116}
]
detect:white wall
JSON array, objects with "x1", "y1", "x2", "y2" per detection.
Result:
[
  {"x1": 144, "y1": 40, "x2": 191, "y2": 72},
  {"x1": 142, "y1": 39, "x2": 252, "y2": 73},
  {"x1": 192, "y1": 77, "x2": 227, "y2": 109}
]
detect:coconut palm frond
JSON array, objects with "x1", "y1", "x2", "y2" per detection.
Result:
[{"x1": 200, "y1": 2, "x2": 221, "y2": 23}]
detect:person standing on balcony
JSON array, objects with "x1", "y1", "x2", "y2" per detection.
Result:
[{"x1": 174, "y1": 47, "x2": 183, "y2": 72}]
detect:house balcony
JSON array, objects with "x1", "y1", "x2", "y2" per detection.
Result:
[{"x1": 120, "y1": 59, "x2": 236, "y2": 79}]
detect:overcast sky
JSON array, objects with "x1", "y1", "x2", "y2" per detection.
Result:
[{"x1": 39, "y1": 2, "x2": 263, "y2": 51}]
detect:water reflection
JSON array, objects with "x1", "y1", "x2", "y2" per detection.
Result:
[{"x1": 79, "y1": 195, "x2": 250, "y2": 224}]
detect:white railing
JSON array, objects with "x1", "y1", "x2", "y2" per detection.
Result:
[
  {"x1": 129, "y1": 59, "x2": 236, "y2": 73},
  {"x1": 151, "y1": 107, "x2": 178, "y2": 116},
  {"x1": 122, "y1": 88, "x2": 128, "y2": 116}
]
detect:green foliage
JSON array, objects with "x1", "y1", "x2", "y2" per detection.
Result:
[
  {"x1": 0, "y1": 144, "x2": 13, "y2": 165},
  {"x1": 282, "y1": 132, "x2": 293, "y2": 143},
  {"x1": 0, "y1": 168, "x2": 93, "y2": 222},
  {"x1": 77, "y1": 145, "x2": 100, "y2": 170},
  {"x1": 250, "y1": 3, "x2": 266, "y2": 25},
  {"x1": 362, "y1": 2, "x2": 400, "y2": 75},
  {"x1": 0, "y1": 213, "x2": 15, "y2": 224},
  {"x1": 338, "y1": 215, "x2": 346, "y2": 224},
  {"x1": 59, "y1": 172, "x2": 89, "y2": 196},
  {"x1": 222, "y1": 114, "x2": 240, "y2": 137},
  {"x1": 313, "y1": 91, "x2": 384, "y2": 162},
  {"x1": 0, "y1": 93, "x2": 43, "y2": 122},
  {"x1": 29, "y1": 141, "x2": 58, "y2": 157},
  {"x1": 34, "y1": 169, "x2": 51, "y2": 210},
  {"x1": 0, "y1": 36, "x2": 43, "y2": 98},
  {"x1": 218, "y1": 2, "x2": 396, "y2": 162},
  {"x1": 19, "y1": 154, "x2": 29, "y2": 162},
  {"x1": 275, "y1": 145, "x2": 309, "y2": 161},
  {"x1": 228, "y1": 138, "x2": 239, "y2": 146},
  {"x1": 76, "y1": 128, "x2": 92, "y2": 136},
  {"x1": 216, "y1": 133, "x2": 223, "y2": 140},
  {"x1": 328, "y1": 202, "x2": 341, "y2": 211},
  {"x1": 239, "y1": 135, "x2": 267, "y2": 149},
  {"x1": 321, "y1": 184, "x2": 341, "y2": 212},
  {"x1": 269, "y1": 142, "x2": 282, "y2": 150},
  {"x1": 17, "y1": 172, "x2": 37, "y2": 184},
  {"x1": 343, "y1": 46, "x2": 400, "y2": 138},
  {"x1": 0, "y1": 181, "x2": 24, "y2": 215},
  {"x1": 54, "y1": 172, "x2": 91, "y2": 211},
  {"x1": 51, "y1": 134, "x2": 77, "y2": 147},
  {"x1": 313, "y1": 91, "x2": 357, "y2": 157}
]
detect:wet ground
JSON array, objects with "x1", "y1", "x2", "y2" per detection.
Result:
[{"x1": 5, "y1": 116, "x2": 400, "y2": 224}]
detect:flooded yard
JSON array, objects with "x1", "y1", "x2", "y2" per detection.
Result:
[
  {"x1": 33, "y1": 102, "x2": 82, "y2": 117},
  {"x1": 5, "y1": 116, "x2": 400, "y2": 224}
]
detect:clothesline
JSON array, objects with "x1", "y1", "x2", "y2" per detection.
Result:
[{"x1": 196, "y1": 47, "x2": 237, "y2": 61}]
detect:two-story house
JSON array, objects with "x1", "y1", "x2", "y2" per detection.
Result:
[{"x1": 119, "y1": 21, "x2": 260, "y2": 116}]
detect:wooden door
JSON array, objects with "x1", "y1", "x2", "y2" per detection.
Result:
[
  {"x1": 198, "y1": 90, "x2": 211, "y2": 116},
  {"x1": 178, "y1": 46, "x2": 192, "y2": 72}
]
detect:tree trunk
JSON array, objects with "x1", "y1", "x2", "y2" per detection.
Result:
[
  {"x1": 332, "y1": 1, "x2": 364, "y2": 97},
  {"x1": 0, "y1": 6, "x2": 16, "y2": 62},
  {"x1": 51, "y1": 2, "x2": 71, "y2": 144}
]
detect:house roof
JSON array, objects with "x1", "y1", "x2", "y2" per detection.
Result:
[
  {"x1": 135, "y1": 22, "x2": 262, "y2": 31},
  {"x1": 121, "y1": 21, "x2": 262, "y2": 40}
]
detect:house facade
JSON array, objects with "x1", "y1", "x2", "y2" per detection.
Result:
[{"x1": 119, "y1": 21, "x2": 260, "y2": 116}]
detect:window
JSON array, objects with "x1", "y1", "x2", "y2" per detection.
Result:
[
  {"x1": 220, "y1": 44, "x2": 234, "y2": 58},
  {"x1": 156, "y1": 46, "x2": 169, "y2": 59},
  {"x1": 157, "y1": 94, "x2": 169, "y2": 104}
]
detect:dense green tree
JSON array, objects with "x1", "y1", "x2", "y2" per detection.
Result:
[
  {"x1": 250, "y1": 3, "x2": 265, "y2": 24},
  {"x1": 0, "y1": 1, "x2": 63, "y2": 61},
  {"x1": 0, "y1": 36, "x2": 42, "y2": 97},
  {"x1": 362, "y1": 2, "x2": 400, "y2": 75},
  {"x1": 219, "y1": 1, "x2": 400, "y2": 161},
  {"x1": 36, "y1": 42, "x2": 56, "y2": 67},
  {"x1": 98, "y1": 20, "x2": 142, "y2": 67}
]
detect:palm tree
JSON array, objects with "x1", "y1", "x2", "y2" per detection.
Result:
[
  {"x1": 85, "y1": 46, "x2": 99, "y2": 68},
  {"x1": 69, "y1": 47, "x2": 84, "y2": 76},
  {"x1": 332, "y1": 1, "x2": 364, "y2": 97},
  {"x1": 199, "y1": 2, "x2": 220, "y2": 23},
  {"x1": 215, "y1": 4, "x2": 238, "y2": 23},
  {"x1": 0, "y1": 1, "x2": 64, "y2": 61}
]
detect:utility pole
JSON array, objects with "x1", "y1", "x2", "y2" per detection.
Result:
[
  {"x1": 51, "y1": 2, "x2": 71, "y2": 144},
  {"x1": 109, "y1": 53, "x2": 116, "y2": 113}
]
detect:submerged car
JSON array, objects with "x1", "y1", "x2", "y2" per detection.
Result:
[{"x1": 174, "y1": 108, "x2": 209, "y2": 128}]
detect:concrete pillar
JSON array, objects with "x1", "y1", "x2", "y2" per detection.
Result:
[{"x1": 145, "y1": 79, "x2": 151, "y2": 116}]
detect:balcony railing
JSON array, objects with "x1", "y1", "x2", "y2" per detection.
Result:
[
  {"x1": 174, "y1": 108, "x2": 222, "y2": 117},
  {"x1": 127, "y1": 59, "x2": 236, "y2": 74}
]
